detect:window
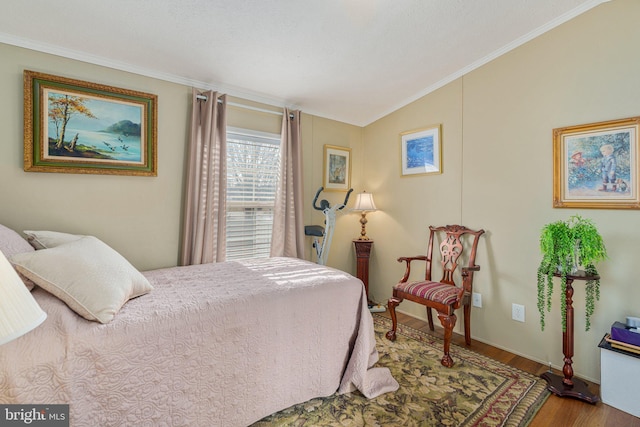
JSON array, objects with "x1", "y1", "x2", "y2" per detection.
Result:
[{"x1": 226, "y1": 128, "x2": 280, "y2": 260}]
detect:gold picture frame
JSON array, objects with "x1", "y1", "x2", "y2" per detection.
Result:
[
  {"x1": 323, "y1": 145, "x2": 351, "y2": 192},
  {"x1": 553, "y1": 116, "x2": 640, "y2": 209},
  {"x1": 24, "y1": 70, "x2": 157, "y2": 176},
  {"x1": 400, "y1": 124, "x2": 442, "y2": 176}
]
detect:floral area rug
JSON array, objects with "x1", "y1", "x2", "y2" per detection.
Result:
[{"x1": 253, "y1": 315, "x2": 549, "y2": 427}]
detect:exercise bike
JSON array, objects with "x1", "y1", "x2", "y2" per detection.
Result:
[
  {"x1": 304, "y1": 187, "x2": 353, "y2": 265},
  {"x1": 305, "y1": 187, "x2": 385, "y2": 313}
]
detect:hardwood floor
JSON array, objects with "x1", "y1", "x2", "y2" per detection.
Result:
[{"x1": 381, "y1": 310, "x2": 640, "y2": 427}]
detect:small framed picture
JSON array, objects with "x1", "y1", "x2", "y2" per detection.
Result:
[
  {"x1": 24, "y1": 70, "x2": 157, "y2": 176},
  {"x1": 400, "y1": 125, "x2": 442, "y2": 176},
  {"x1": 553, "y1": 116, "x2": 640, "y2": 209},
  {"x1": 323, "y1": 145, "x2": 351, "y2": 191}
]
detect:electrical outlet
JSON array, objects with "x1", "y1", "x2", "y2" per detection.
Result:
[
  {"x1": 512, "y1": 303, "x2": 525, "y2": 322},
  {"x1": 472, "y1": 292, "x2": 482, "y2": 308}
]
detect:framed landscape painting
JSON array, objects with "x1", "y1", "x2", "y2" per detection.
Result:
[
  {"x1": 553, "y1": 117, "x2": 640, "y2": 209},
  {"x1": 400, "y1": 125, "x2": 442, "y2": 176},
  {"x1": 24, "y1": 70, "x2": 157, "y2": 176},
  {"x1": 323, "y1": 145, "x2": 351, "y2": 191}
]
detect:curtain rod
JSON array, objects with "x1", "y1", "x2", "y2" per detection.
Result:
[{"x1": 196, "y1": 94, "x2": 294, "y2": 118}]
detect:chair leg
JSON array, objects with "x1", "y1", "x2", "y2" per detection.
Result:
[
  {"x1": 437, "y1": 311, "x2": 457, "y2": 368},
  {"x1": 463, "y1": 302, "x2": 471, "y2": 345},
  {"x1": 426, "y1": 307, "x2": 435, "y2": 331},
  {"x1": 385, "y1": 297, "x2": 401, "y2": 341}
]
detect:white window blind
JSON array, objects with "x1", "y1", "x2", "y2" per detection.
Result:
[{"x1": 226, "y1": 128, "x2": 280, "y2": 260}]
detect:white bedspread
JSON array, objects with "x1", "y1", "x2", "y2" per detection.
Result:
[{"x1": 0, "y1": 257, "x2": 397, "y2": 426}]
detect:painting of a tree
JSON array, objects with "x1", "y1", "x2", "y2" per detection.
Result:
[
  {"x1": 24, "y1": 70, "x2": 157, "y2": 176},
  {"x1": 45, "y1": 92, "x2": 144, "y2": 162},
  {"x1": 48, "y1": 94, "x2": 96, "y2": 149}
]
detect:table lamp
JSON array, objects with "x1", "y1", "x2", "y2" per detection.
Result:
[
  {"x1": 0, "y1": 251, "x2": 47, "y2": 346},
  {"x1": 353, "y1": 191, "x2": 377, "y2": 240}
]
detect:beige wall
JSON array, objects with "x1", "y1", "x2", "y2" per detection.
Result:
[
  {"x1": 0, "y1": 44, "x2": 190, "y2": 270},
  {"x1": 363, "y1": 0, "x2": 640, "y2": 382},
  {"x1": 0, "y1": 43, "x2": 362, "y2": 273}
]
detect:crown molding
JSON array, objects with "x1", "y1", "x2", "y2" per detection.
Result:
[
  {"x1": 0, "y1": 32, "x2": 295, "y2": 112},
  {"x1": 365, "y1": 0, "x2": 609, "y2": 126}
]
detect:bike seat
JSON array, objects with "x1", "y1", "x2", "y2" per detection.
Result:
[{"x1": 304, "y1": 225, "x2": 324, "y2": 237}]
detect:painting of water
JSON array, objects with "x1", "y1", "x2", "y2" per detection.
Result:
[
  {"x1": 23, "y1": 70, "x2": 157, "y2": 176},
  {"x1": 406, "y1": 135, "x2": 434, "y2": 168},
  {"x1": 45, "y1": 92, "x2": 144, "y2": 164},
  {"x1": 400, "y1": 125, "x2": 442, "y2": 176}
]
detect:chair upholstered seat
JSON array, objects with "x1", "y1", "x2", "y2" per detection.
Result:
[{"x1": 394, "y1": 281, "x2": 460, "y2": 305}]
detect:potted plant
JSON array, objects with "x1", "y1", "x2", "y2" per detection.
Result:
[{"x1": 536, "y1": 215, "x2": 607, "y2": 332}]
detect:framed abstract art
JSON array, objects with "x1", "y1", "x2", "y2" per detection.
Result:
[
  {"x1": 400, "y1": 125, "x2": 442, "y2": 176},
  {"x1": 323, "y1": 145, "x2": 351, "y2": 191}
]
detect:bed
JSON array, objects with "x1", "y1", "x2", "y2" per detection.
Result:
[{"x1": 0, "y1": 226, "x2": 398, "y2": 426}]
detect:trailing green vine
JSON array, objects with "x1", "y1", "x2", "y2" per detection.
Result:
[
  {"x1": 584, "y1": 263, "x2": 600, "y2": 331},
  {"x1": 536, "y1": 215, "x2": 607, "y2": 332}
]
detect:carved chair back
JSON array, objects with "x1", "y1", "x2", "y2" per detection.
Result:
[{"x1": 426, "y1": 225, "x2": 484, "y2": 291}]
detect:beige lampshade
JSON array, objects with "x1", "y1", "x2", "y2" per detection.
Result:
[
  {"x1": 0, "y1": 251, "x2": 46, "y2": 346},
  {"x1": 353, "y1": 192, "x2": 377, "y2": 212}
]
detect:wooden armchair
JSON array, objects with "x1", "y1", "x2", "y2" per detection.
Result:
[{"x1": 385, "y1": 225, "x2": 484, "y2": 367}]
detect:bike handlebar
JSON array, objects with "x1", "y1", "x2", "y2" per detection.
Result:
[
  {"x1": 312, "y1": 187, "x2": 353, "y2": 211},
  {"x1": 312, "y1": 187, "x2": 328, "y2": 211},
  {"x1": 339, "y1": 188, "x2": 354, "y2": 210}
]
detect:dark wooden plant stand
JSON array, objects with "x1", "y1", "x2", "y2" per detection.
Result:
[
  {"x1": 353, "y1": 239, "x2": 373, "y2": 304},
  {"x1": 540, "y1": 271, "x2": 600, "y2": 404}
]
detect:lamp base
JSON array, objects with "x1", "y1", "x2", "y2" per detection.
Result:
[{"x1": 358, "y1": 212, "x2": 370, "y2": 240}]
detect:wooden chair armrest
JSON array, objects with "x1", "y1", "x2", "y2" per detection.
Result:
[
  {"x1": 397, "y1": 256, "x2": 428, "y2": 282},
  {"x1": 461, "y1": 265, "x2": 480, "y2": 292},
  {"x1": 461, "y1": 265, "x2": 481, "y2": 274}
]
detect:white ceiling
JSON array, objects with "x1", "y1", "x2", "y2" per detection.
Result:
[{"x1": 0, "y1": 0, "x2": 607, "y2": 126}]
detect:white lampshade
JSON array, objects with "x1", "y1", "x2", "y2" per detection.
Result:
[
  {"x1": 353, "y1": 191, "x2": 378, "y2": 240},
  {"x1": 353, "y1": 192, "x2": 377, "y2": 212},
  {"x1": 0, "y1": 251, "x2": 46, "y2": 346}
]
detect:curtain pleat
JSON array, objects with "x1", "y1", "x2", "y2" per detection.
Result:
[
  {"x1": 180, "y1": 89, "x2": 227, "y2": 265},
  {"x1": 270, "y1": 109, "x2": 305, "y2": 258}
]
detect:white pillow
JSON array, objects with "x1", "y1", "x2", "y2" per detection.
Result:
[
  {"x1": 23, "y1": 230, "x2": 84, "y2": 250},
  {"x1": 10, "y1": 236, "x2": 152, "y2": 324},
  {"x1": 0, "y1": 224, "x2": 37, "y2": 290}
]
